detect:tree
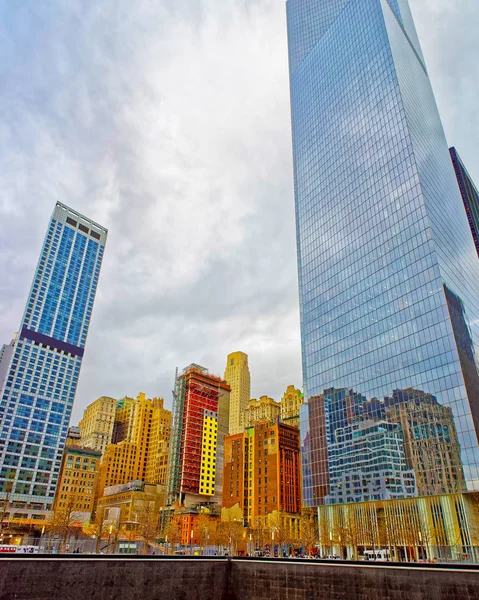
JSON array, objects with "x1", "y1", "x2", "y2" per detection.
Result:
[
  {"x1": 0, "y1": 470, "x2": 15, "y2": 529},
  {"x1": 333, "y1": 506, "x2": 362, "y2": 560},
  {"x1": 136, "y1": 502, "x2": 158, "y2": 554},
  {"x1": 267, "y1": 511, "x2": 295, "y2": 556},
  {"x1": 197, "y1": 513, "x2": 216, "y2": 554},
  {"x1": 47, "y1": 495, "x2": 82, "y2": 552},
  {"x1": 162, "y1": 518, "x2": 182, "y2": 554},
  {"x1": 299, "y1": 510, "x2": 318, "y2": 557},
  {"x1": 251, "y1": 520, "x2": 268, "y2": 555},
  {"x1": 317, "y1": 510, "x2": 332, "y2": 557},
  {"x1": 82, "y1": 508, "x2": 110, "y2": 554},
  {"x1": 219, "y1": 512, "x2": 244, "y2": 556}
]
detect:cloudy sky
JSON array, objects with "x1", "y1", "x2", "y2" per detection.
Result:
[{"x1": 1, "y1": 0, "x2": 478, "y2": 424}]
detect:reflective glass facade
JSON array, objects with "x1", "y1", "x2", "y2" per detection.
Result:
[
  {"x1": 288, "y1": 0, "x2": 479, "y2": 506},
  {"x1": 0, "y1": 202, "x2": 107, "y2": 517},
  {"x1": 450, "y1": 147, "x2": 479, "y2": 258}
]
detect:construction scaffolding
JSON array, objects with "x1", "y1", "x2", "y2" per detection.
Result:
[{"x1": 167, "y1": 364, "x2": 230, "y2": 505}]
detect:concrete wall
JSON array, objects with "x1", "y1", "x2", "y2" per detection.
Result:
[{"x1": 1, "y1": 557, "x2": 479, "y2": 600}]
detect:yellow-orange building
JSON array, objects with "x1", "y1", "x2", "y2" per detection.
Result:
[
  {"x1": 199, "y1": 410, "x2": 218, "y2": 496},
  {"x1": 98, "y1": 393, "x2": 171, "y2": 497},
  {"x1": 224, "y1": 352, "x2": 250, "y2": 435},
  {"x1": 112, "y1": 396, "x2": 134, "y2": 443},
  {"x1": 243, "y1": 396, "x2": 281, "y2": 428},
  {"x1": 54, "y1": 445, "x2": 101, "y2": 521},
  {"x1": 78, "y1": 396, "x2": 117, "y2": 455},
  {"x1": 280, "y1": 385, "x2": 304, "y2": 428},
  {"x1": 98, "y1": 441, "x2": 138, "y2": 497},
  {"x1": 145, "y1": 397, "x2": 172, "y2": 486},
  {"x1": 96, "y1": 481, "x2": 164, "y2": 530}
]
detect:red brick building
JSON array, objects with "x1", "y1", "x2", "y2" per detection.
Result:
[{"x1": 223, "y1": 420, "x2": 301, "y2": 527}]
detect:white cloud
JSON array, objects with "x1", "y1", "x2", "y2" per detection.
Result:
[{"x1": 0, "y1": 0, "x2": 477, "y2": 423}]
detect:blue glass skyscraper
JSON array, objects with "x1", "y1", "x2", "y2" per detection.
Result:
[
  {"x1": 0, "y1": 202, "x2": 107, "y2": 520},
  {"x1": 450, "y1": 147, "x2": 479, "y2": 258},
  {"x1": 287, "y1": 0, "x2": 479, "y2": 508}
]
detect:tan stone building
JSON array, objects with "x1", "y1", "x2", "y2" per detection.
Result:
[
  {"x1": 97, "y1": 481, "x2": 164, "y2": 530},
  {"x1": 54, "y1": 445, "x2": 101, "y2": 521},
  {"x1": 78, "y1": 396, "x2": 117, "y2": 455},
  {"x1": 242, "y1": 396, "x2": 281, "y2": 429},
  {"x1": 280, "y1": 385, "x2": 304, "y2": 428},
  {"x1": 224, "y1": 352, "x2": 251, "y2": 435}
]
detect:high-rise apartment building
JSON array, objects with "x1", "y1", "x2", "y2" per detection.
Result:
[
  {"x1": 224, "y1": 351, "x2": 250, "y2": 435},
  {"x1": 223, "y1": 420, "x2": 301, "y2": 527},
  {"x1": 280, "y1": 385, "x2": 303, "y2": 427},
  {"x1": 78, "y1": 396, "x2": 117, "y2": 455},
  {"x1": 98, "y1": 441, "x2": 138, "y2": 497},
  {"x1": 145, "y1": 396, "x2": 172, "y2": 486},
  {"x1": 449, "y1": 147, "x2": 479, "y2": 257},
  {"x1": 287, "y1": 0, "x2": 479, "y2": 557},
  {"x1": 54, "y1": 445, "x2": 101, "y2": 521},
  {"x1": 0, "y1": 202, "x2": 107, "y2": 520},
  {"x1": 97, "y1": 393, "x2": 171, "y2": 496},
  {"x1": 242, "y1": 396, "x2": 281, "y2": 429},
  {"x1": 168, "y1": 364, "x2": 230, "y2": 506}
]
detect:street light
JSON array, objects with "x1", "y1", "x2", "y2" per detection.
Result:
[
  {"x1": 190, "y1": 529, "x2": 194, "y2": 556},
  {"x1": 39, "y1": 526, "x2": 45, "y2": 553},
  {"x1": 165, "y1": 535, "x2": 168, "y2": 556}
]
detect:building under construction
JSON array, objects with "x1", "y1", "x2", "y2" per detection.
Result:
[{"x1": 168, "y1": 364, "x2": 230, "y2": 507}]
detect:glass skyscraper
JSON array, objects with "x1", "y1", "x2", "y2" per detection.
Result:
[
  {"x1": 450, "y1": 147, "x2": 479, "y2": 258},
  {"x1": 0, "y1": 202, "x2": 107, "y2": 520},
  {"x1": 287, "y1": 0, "x2": 479, "y2": 510}
]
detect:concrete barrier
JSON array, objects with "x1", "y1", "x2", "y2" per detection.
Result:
[{"x1": 0, "y1": 556, "x2": 478, "y2": 600}]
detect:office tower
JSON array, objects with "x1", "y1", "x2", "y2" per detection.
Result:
[
  {"x1": 53, "y1": 445, "x2": 101, "y2": 521},
  {"x1": 145, "y1": 396, "x2": 172, "y2": 486},
  {"x1": 326, "y1": 419, "x2": 416, "y2": 504},
  {"x1": 0, "y1": 202, "x2": 107, "y2": 521},
  {"x1": 111, "y1": 395, "x2": 133, "y2": 443},
  {"x1": 243, "y1": 396, "x2": 281, "y2": 428},
  {"x1": 280, "y1": 385, "x2": 304, "y2": 427},
  {"x1": 384, "y1": 388, "x2": 465, "y2": 496},
  {"x1": 223, "y1": 421, "x2": 301, "y2": 527},
  {"x1": 450, "y1": 147, "x2": 479, "y2": 257},
  {"x1": 98, "y1": 442, "x2": 138, "y2": 497},
  {"x1": 287, "y1": 0, "x2": 479, "y2": 557},
  {"x1": 97, "y1": 393, "x2": 171, "y2": 496},
  {"x1": 224, "y1": 351, "x2": 250, "y2": 435},
  {"x1": 168, "y1": 364, "x2": 230, "y2": 507},
  {"x1": 78, "y1": 396, "x2": 117, "y2": 455}
]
